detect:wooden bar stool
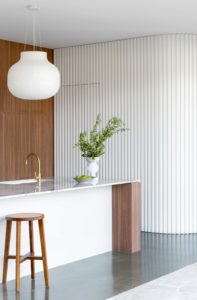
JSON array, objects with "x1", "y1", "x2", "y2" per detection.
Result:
[{"x1": 2, "y1": 213, "x2": 49, "y2": 292}]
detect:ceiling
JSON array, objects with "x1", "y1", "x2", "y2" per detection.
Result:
[{"x1": 0, "y1": 0, "x2": 197, "y2": 49}]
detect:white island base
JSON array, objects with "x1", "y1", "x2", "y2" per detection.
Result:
[{"x1": 0, "y1": 179, "x2": 140, "y2": 282}]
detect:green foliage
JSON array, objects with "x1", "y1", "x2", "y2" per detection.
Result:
[{"x1": 75, "y1": 114, "x2": 128, "y2": 159}]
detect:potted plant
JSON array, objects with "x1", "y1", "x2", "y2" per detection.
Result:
[{"x1": 75, "y1": 114, "x2": 127, "y2": 177}]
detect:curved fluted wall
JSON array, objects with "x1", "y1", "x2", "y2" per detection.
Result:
[{"x1": 54, "y1": 34, "x2": 197, "y2": 233}]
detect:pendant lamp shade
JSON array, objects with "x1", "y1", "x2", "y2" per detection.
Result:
[{"x1": 7, "y1": 51, "x2": 60, "y2": 100}]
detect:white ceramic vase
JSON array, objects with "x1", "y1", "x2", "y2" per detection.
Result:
[{"x1": 86, "y1": 157, "x2": 99, "y2": 177}]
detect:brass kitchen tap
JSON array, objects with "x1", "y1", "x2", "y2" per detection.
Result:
[{"x1": 25, "y1": 153, "x2": 41, "y2": 182}]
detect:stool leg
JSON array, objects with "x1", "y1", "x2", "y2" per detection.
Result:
[
  {"x1": 2, "y1": 220, "x2": 12, "y2": 283},
  {"x1": 16, "y1": 221, "x2": 21, "y2": 292},
  {"x1": 38, "y1": 219, "x2": 49, "y2": 287},
  {"x1": 29, "y1": 221, "x2": 35, "y2": 279}
]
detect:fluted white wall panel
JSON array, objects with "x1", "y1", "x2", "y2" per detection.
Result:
[{"x1": 54, "y1": 34, "x2": 197, "y2": 234}]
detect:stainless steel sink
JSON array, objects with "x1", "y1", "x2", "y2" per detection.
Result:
[{"x1": 0, "y1": 178, "x2": 52, "y2": 185}]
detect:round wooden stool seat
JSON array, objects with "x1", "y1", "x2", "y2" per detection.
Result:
[{"x1": 6, "y1": 213, "x2": 44, "y2": 221}]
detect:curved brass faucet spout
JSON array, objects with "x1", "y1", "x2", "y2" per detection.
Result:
[{"x1": 25, "y1": 152, "x2": 41, "y2": 182}]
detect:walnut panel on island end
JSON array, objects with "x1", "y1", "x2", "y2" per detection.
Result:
[{"x1": 112, "y1": 182, "x2": 141, "y2": 253}]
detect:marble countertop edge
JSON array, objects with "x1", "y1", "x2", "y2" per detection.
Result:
[{"x1": 0, "y1": 178, "x2": 140, "y2": 200}]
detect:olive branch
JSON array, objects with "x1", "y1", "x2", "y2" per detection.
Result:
[{"x1": 75, "y1": 114, "x2": 128, "y2": 159}]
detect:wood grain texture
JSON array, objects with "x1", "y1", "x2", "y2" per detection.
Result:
[
  {"x1": 38, "y1": 219, "x2": 49, "y2": 287},
  {"x1": 16, "y1": 221, "x2": 21, "y2": 292},
  {"x1": 6, "y1": 213, "x2": 44, "y2": 221},
  {"x1": 112, "y1": 182, "x2": 141, "y2": 253},
  {"x1": 2, "y1": 220, "x2": 12, "y2": 283},
  {"x1": 29, "y1": 221, "x2": 35, "y2": 279},
  {"x1": 0, "y1": 39, "x2": 54, "y2": 180}
]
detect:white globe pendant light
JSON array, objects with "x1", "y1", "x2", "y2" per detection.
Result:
[
  {"x1": 8, "y1": 51, "x2": 60, "y2": 100},
  {"x1": 7, "y1": 5, "x2": 60, "y2": 100}
]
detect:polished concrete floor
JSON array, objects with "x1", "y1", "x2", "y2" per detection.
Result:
[{"x1": 1, "y1": 233, "x2": 197, "y2": 300}]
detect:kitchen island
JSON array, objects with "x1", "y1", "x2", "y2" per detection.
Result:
[{"x1": 0, "y1": 178, "x2": 140, "y2": 281}]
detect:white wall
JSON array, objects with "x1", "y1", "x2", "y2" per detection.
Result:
[
  {"x1": 54, "y1": 34, "x2": 197, "y2": 234},
  {"x1": 0, "y1": 187, "x2": 112, "y2": 281}
]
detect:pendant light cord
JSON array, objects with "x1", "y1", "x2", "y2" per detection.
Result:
[
  {"x1": 32, "y1": 7, "x2": 43, "y2": 51},
  {"x1": 23, "y1": 17, "x2": 28, "y2": 51},
  {"x1": 32, "y1": 12, "x2": 36, "y2": 50},
  {"x1": 38, "y1": 22, "x2": 43, "y2": 51},
  {"x1": 25, "y1": 4, "x2": 42, "y2": 51}
]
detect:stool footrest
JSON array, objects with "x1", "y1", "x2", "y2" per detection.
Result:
[{"x1": 8, "y1": 252, "x2": 43, "y2": 263}]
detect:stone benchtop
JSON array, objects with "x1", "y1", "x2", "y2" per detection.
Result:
[{"x1": 0, "y1": 178, "x2": 140, "y2": 199}]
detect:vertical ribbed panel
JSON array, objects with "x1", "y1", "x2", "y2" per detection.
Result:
[{"x1": 54, "y1": 34, "x2": 197, "y2": 234}]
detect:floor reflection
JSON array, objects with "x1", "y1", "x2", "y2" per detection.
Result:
[
  {"x1": 1, "y1": 281, "x2": 49, "y2": 300},
  {"x1": 1, "y1": 233, "x2": 197, "y2": 300}
]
